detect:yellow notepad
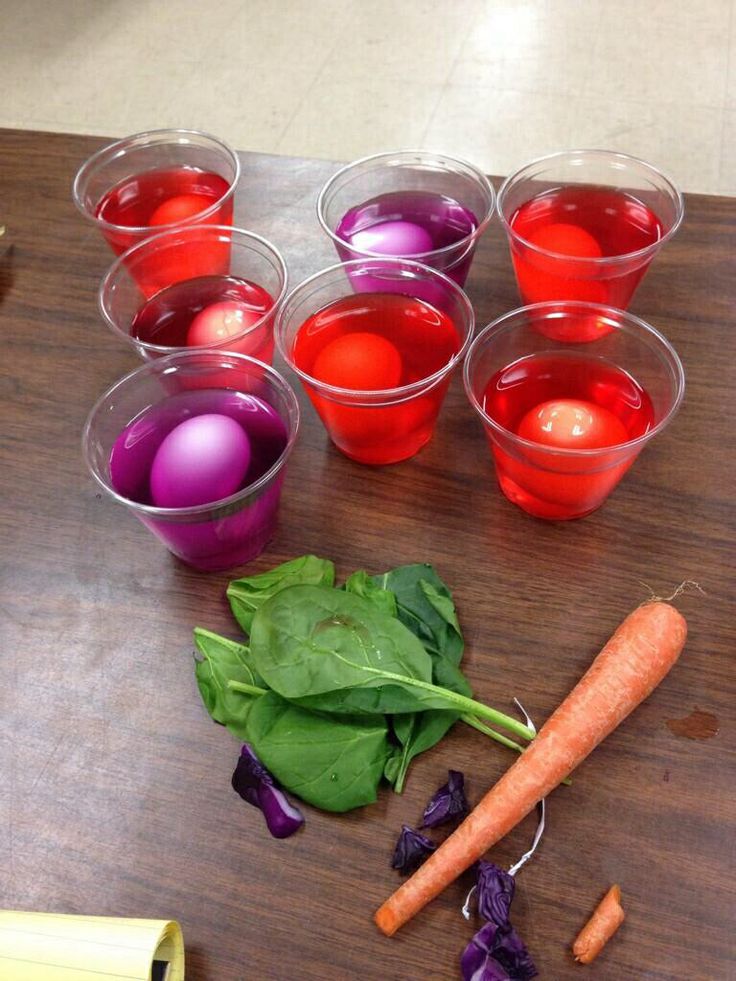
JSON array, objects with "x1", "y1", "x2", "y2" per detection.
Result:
[{"x1": 0, "y1": 911, "x2": 184, "y2": 981}]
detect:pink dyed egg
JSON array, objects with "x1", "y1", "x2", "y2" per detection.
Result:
[
  {"x1": 187, "y1": 301, "x2": 263, "y2": 347},
  {"x1": 351, "y1": 220, "x2": 434, "y2": 256},
  {"x1": 150, "y1": 413, "x2": 251, "y2": 508}
]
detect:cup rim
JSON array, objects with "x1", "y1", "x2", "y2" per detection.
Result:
[
  {"x1": 496, "y1": 148, "x2": 685, "y2": 268},
  {"x1": 72, "y1": 128, "x2": 242, "y2": 235},
  {"x1": 463, "y1": 300, "x2": 685, "y2": 459},
  {"x1": 82, "y1": 350, "x2": 300, "y2": 518},
  {"x1": 316, "y1": 148, "x2": 496, "y2": 263},
  {"x1": 98, "y1": 224, "x2": 288, "y2": 355},
  {"x1": 274, "y1": 256, "x2": 475, "y2": 404}
]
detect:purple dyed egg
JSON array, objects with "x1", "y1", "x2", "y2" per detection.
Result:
[
  {"x1": 351, "y1": 220, "x2": 434, "y2": 257},
  {"x1": 149, "y1": 413, "x2": 251, "y2": 509}
]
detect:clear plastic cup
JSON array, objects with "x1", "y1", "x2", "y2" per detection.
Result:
[
  {"x1": 82, "y1": 351, "x2": 299, "y2": 571},
  {"x1": 497, "y1": 150, "x2": 684, "y2": 324},
  {"x1": 317, "y1": 150, "x2": 495, "y2": 287},
  {"x1": 463, "y1": 302, "x2": 685, "y2": 520},
  {"x1": 99, "y1": 225, "x2": 287, "y2": 361},
  {"x1": 275, "y1": 258, "x2": 474, "y2": 465},
  {"x1": 72, "y1": 128, "x2": 240, "y2": 260}
]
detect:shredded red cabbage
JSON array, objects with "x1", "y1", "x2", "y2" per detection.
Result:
[
  {"x1": 477, "y1": 861, "x2": 516, "y2": 926},
  {"x1": 391, "y1": 825, "x2": 437, "y2": 875},
  {"x1": 421, "y1": 769, "x2": 469, "y2": 828},
  {"x1": 461, "y1": 862, "x2": 537, "y2": 981},
  {"x1": 461, "y1": 921, "x2": 537, "y2": 981},
  {"x1": 232, "y1": 744, "x2": 304, "y2": 839}
]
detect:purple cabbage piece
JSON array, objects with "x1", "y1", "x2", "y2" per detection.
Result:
[
  {"x1": 461, "y1": 921, "x2": 538, "y2": 981},
  {"x1": 421, "y1": 769, "x2": 469, "y2": 828},
  {"x1": 461, "y1": 862, "x2": 537, "y2": 981},
  {"x1": 391, "y1": 825, "x2": 436, "y2": 875},
  {"x1": 477, "y1": 861, "x2": 516, "y2": 927},
  {"x1": 232, "y1": 744, "x2": 304, "y2": 839}
]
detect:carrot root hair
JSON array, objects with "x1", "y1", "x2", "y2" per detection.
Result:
[{"x1": 637, "y1": 579, "x2": 705, "y2": 604}]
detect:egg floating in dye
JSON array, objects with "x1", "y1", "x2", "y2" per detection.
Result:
[
  {"x1": 186, "y1": 301, "x2": 263, "y2": 347},
  {"x1": 312, "y1": 332, "x2": 403, "y2": 391},
  {"x1": 517, "y1": 399, "x2": 629, "y2": 450},
  {"x1": 149, "y1": 193, "x2": 213, "y2": 227},
  {"x1": 149, "y1": 413, "x2": 251, "y2": 509},
  {"x1": 527, "y1": 222, "x2": 602, "y2": 259},
  {"x1": 350, "y1": 220, "x2": 434, "y2": 257}
]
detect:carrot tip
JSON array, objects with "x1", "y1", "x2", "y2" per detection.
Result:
[{"x1": 374, "y1": 906, "x2": 398, "y2": 937}]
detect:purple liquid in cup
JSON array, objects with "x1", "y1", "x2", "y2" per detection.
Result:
[
  {"x1": 109, "y1": 389, "x2": 288, "y2": 571},
  {"x1": 335, "y1": 190, "x2": 478, "y2": 295}
]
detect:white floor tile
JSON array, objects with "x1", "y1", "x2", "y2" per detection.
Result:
[
  {"x1": 277, "y1": 76, "x2": 444, "y2": 160},
  {"x1": 570, "y1": 98, "x2": 724, "y2": 195},
  {"x1": 423, "y1": 85, "x2": 574, "y2": 177},
  {"x1": 719, "y1": 108, "x2": 736, "y2": 192},
  {"x1": 1, "y1": 0, "x2": 734, "y2": 195}
]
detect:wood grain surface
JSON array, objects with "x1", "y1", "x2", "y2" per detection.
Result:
[{"x1": 1, "y1": 129, "x2": 734, "y2": 981}]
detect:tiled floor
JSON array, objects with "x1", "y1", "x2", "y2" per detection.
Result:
[{"x1": 2, "y1": 0, "x2": 735, "y2": 194}]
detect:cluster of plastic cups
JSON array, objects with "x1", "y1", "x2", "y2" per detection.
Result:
[{"x1": 76, "y1": 131, "x2": 686, "y2": 570}]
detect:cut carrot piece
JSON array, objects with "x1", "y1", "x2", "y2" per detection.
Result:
[
  {"x1": 374, "y1": 601, "x2": 687, "y2": 936},
  {"x1": 573, "y1": 884, "x2": 625, "y2": 964}
]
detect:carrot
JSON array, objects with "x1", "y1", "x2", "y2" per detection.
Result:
[
  {"x1": 572, "y1": 884, "x2": 625, "y2": 964},
  {"x1": 374, "y1": 601, "x2": 687, "y2": 936}
]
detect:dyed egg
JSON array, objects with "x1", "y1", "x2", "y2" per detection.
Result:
[
  {"x1": 527, "y1": 222, "x2": 602, "y2": 259},
  {"x1": 351, "y1": 220, "x2": 434, "y2": 256},
  {"x1": 149, "y1": 193, "x2": 213, "y2": 227},
  {"x1": 187, "y1": 301, "x2": 263, "y2": 347},
  {"x1": 312, "y1": 332, "x2": 403, "y2": 390},
  {"x1": 517, "y1": 399, "x2": 628, "y2": 449},
  {"x1": 149, "y1": 413, "x2": 251, "y2": 508}
]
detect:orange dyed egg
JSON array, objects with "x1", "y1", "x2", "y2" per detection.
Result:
[
  {"x1": 312, "y1": 332, "x2": 403, "y2": 390},
  {"x1": 149, "y1": 193, "x2": 212, "y2": 227},
  {"x1": 517, "y1": 399, "x2": 628, "y2": 449}
]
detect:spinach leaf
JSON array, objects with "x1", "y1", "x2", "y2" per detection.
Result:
[
  {"x1": 367, "y1": 564, "x2": 469, "y2": 790},
  {"x1": 227, "y1": 555, "x2": 335, "y2": 635},
  {"x1": 246, "y1": 692, "x2": 391, "y2": 812},
  {"x1": 371, "y1": 563, "x2": 463, "y2": 665},
  {"x1": 344, "y1": 569, "x2": 398, "y2": 619},
  {"x1": 247, "y1": 585, "x2": 533, "y2": 743},
  {"x1": 388, "y1": 710, "x2": 457, "y2": 792},
  {"x1": 193, "y1": 628, "x2": 266, "y2": 740},
  {"x1": 385, "y1": 660, "x2": 471, "y2": 792}
]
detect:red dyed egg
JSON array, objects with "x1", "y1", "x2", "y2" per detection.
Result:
[
  {"x1": 527, "y1": 223, "x2": 602, "y2": 259},
  {"x1": 312, "y1": 332, "x2": 403, "y2": 390},
  {"x1": 517, "y1": 399, "x2": 628, "y2": 449},
  {"x1": 187, "y1": 301, "x2": 262, "y2": 347},
  {"x1": 149, "y1": 193, "x2": 213, "y2": 227}
]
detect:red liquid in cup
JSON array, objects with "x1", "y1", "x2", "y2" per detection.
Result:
[
  {"x1": 482, "y1": 352, "x2": 655, "y2": 519},
  {"x1": 96, "y1": 166, "x2": 234, "y2": 293},
  {"x1": 509, "y1": 186, "x2": 662, "y2": 311},
  {"x1": 293, "y1": 292, "x2": 461, "y2": 464},
  {"x1": 131, "y1": 275, "x2": 275, "y2": 361}
]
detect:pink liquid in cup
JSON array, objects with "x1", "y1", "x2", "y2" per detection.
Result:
[
  {"x1": 481, "y1": 352, "x2": 654, "y2": 519},
  {"x1": 509, "y1": 186, "x2": 662, "y2": 313},
  {"x1": 131, "y1": 275, "x2": 276, "y2": 362},
  {"x1": 292, "y1": 291, "x2": 462, "y2": 465}
]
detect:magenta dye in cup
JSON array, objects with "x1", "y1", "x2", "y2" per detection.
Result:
[{"x1": 83, "y1": 352, "x2": 299, "y2": 572}]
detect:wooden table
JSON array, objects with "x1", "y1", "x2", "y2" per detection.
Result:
[{"x1": 1, "y1": 129, "x2": 734, "y2": 981}]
